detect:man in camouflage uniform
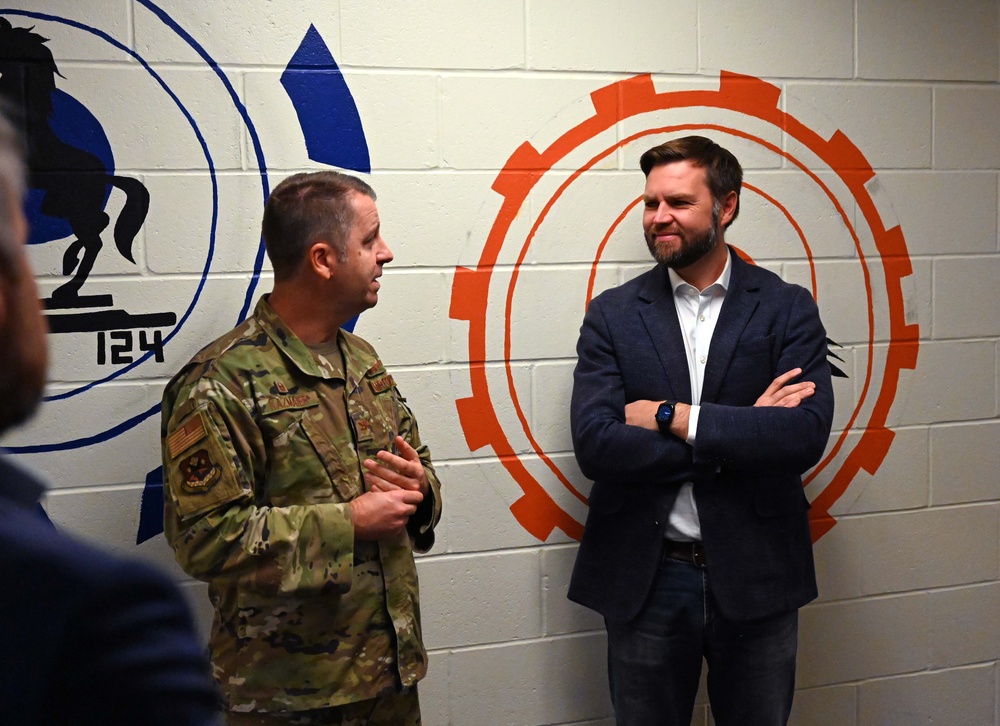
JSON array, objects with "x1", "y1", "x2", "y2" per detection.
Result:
[{"x1": 161, "y1": 171, "x2": 442, "y2": 726}]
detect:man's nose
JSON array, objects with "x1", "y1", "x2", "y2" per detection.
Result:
[
  {"x1": 377, "y1": 237, "x2": 394, "y2": 264},
  {"x1": 653, "y1": 202, "x2": 674, "y2": 225}
]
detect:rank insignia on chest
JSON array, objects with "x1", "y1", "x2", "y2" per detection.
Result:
[
  {"x1": 352, "y1": 412, "x2": 374, "y2": 440},
  {"x1": 180, "y1": 449, "x2": 222, "y2": 494},
  {"x1": 274, "y1": 380, "x2": 289, "y2": 394}
]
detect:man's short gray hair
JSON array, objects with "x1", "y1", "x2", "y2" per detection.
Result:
[{"x1": 0, "y1": 109, "x2": 26, "y2": 277}]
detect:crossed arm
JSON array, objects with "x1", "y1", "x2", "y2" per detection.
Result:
[
  {"x1": 624, "y1": 367, "x2": 818, "y2": 440},
  {"x1": 572, "y1": 285, "x2": 834, "y2": 481}
]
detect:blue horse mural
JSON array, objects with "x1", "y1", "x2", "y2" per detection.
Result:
[{"x1": 0, "y1": 18, "x2": 148, "y2": 301}]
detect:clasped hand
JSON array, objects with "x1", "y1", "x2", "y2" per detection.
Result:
[{"x1": 350, "y1": 436, "x2": 428, "y2": 541}]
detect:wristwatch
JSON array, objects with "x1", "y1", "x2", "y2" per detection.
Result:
[{"x1": 655, "y1": 400, "x2": 679, "y2": 435}]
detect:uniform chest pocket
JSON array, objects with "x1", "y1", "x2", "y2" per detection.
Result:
[
  {"x1": 299, "y1": 411, "x2": 360, "y2": 501},
  {"x1": 260, "y1": 392, "x2": 356, "y2": 503}
]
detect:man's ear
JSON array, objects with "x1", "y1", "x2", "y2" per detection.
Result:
[
  {"x1": 307, "y1": 241, "x2": 338, "y2": 280},
  {"x1": 720, "y1": 191, "x2": 738, "y2": 227}
]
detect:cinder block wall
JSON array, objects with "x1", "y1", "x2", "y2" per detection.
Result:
[{"x1": 3, "y1": 2, "x2": 998, "y2": 724}]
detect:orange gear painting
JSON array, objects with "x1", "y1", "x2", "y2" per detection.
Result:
[{"x1": 450, "y1": 71, "x2": 919, "y2": 543}]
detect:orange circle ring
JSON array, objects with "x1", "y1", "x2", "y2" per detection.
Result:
[{"x1": 449, "y1": 71, "x2": 919, "y2": 542}]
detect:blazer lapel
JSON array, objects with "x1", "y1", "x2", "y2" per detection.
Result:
[
  {"x1": 637, "y1": 266, "x2": 692, "y2": 403},
  {"x1": 701, "y1": 250, "x2": 759, "y2": 403}
]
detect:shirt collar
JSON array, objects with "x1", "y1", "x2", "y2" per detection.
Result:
[{"x1": 667, "y1": 248, "x2": 732, "y2": 296}]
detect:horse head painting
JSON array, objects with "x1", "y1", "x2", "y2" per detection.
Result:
[{"x1": 0, "y1": 17, "x2": 148, "y2": 302}]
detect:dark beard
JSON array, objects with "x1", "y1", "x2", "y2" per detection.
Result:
[{"x1": 645, "y1": 204, "x2": 721, "y2": 269}]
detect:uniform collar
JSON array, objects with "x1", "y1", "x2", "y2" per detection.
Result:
[
  {"x1": 253, "y1": 296, "x2": 381, "y2": 383},
  {"x1": 254, "y1": 295, "x2": 345, "y2": 380}
]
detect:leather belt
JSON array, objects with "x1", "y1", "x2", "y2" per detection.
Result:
[{"x1": 663, "y1": 539, "x2": 706, "y2": 567}]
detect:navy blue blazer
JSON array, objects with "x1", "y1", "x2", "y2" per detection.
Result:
[
  {"x1": 568, "y1": 249, "x2": 834, "y2": 623},
  {"x1": 0, "y1": 457, "x2": 222, "y2": 725}
]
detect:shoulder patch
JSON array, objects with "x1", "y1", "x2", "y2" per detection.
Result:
[
  {"x1": 167, "y1": 414, "x2": 208, "y2": 458},
  {"x1": 164, "y1": 405, "x2": 248, "y2": 519},
  {"x1": 178, "y1": 449, "x2": 223, "y2": 494}
]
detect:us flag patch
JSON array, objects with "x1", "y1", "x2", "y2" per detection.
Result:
[{"x1": 168, "y1": 414, "x2": 207, "y2": 458}]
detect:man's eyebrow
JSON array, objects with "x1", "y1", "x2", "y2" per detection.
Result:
[{"x1": 643, "y1": 192, "x2": 697, "y2": 202}]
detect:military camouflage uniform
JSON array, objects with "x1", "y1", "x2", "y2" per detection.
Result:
[{"x1": 161, "y1": 296, "x2": 441, "y2": 715}]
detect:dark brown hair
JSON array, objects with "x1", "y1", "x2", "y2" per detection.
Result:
[
  {"x1": 261, "y1": 171, "x2": 376, "y2": 280},
  {"x1": 639, "y1": 136, "x2": 742, "y2": 228}
]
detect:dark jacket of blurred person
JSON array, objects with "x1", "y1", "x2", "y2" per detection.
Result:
[{"x1": 0, "y1": 109, "x2": 223, "y2": 725}]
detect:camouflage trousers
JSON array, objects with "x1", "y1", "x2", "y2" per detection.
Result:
[{"x1": 226, "y1": 687, "x2": 420, "y2": 726}]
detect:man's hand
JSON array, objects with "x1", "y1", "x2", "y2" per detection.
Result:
[
  {"x1": 624, "y1": 399, "x2": 691, "y2": 440},
  {"x1": 755, "y1": 368, "x2": 816, "y2": 408},
  {"x1": 624, "y1": 400, "x2": 661, "y2": 431},
  {"x1": 362, "y1": 436, "x2": 429, "y2": 495},
  {"x1": 350, "y1": 488, "x2": 424, "y2": 541}
]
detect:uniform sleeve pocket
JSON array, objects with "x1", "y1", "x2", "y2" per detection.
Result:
[{"x1": 165, "y1": 405, "x2": 248, "y2": 519}]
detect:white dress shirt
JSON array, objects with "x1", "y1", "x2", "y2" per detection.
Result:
[{"x1": 663, "y1": 254, "x2": 731, "y2": 541}]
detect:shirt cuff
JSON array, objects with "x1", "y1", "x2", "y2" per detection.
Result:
[{"x1": 685, "y1": 404, "x2": 700, "y2": 445}]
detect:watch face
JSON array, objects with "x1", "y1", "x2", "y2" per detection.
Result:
[{"x1": 656, "y1": 402, "x2": 674, "y2": 424}]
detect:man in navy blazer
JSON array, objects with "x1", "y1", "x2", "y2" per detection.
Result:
[
  {"x1": 0, "y1": 110, "x2": 221, "y2": 725},
  {"x1": 568, "y1": 136, "x2": 834, "y2": 726}
]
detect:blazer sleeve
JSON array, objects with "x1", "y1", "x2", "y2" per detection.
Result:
[
  {"x1": 695, "y1": 285, "x2": 835, "y2": 473},
  {"x1": 571, "y1": 295, "x2": 699, "y2": 485},
  {"x1": 60, "y1": 559, "x2": 223, "y2": 726}
]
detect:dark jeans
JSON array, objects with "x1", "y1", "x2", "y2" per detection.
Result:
[{"x1": 605, "y1": 555, "x2": 798, "y2": 726}]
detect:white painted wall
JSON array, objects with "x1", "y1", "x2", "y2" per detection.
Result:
[{"x1": 3, "y1": 1, "x2": 999, "y2": 724}]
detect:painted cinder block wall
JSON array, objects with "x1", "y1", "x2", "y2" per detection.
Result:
[{"x1": 3, "y1": 1, "x2": 999, "y2": 724}]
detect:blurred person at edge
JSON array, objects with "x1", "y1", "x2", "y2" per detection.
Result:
[{"x1": 0, "y1": 110, "x2": 223, "y2": 725}]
